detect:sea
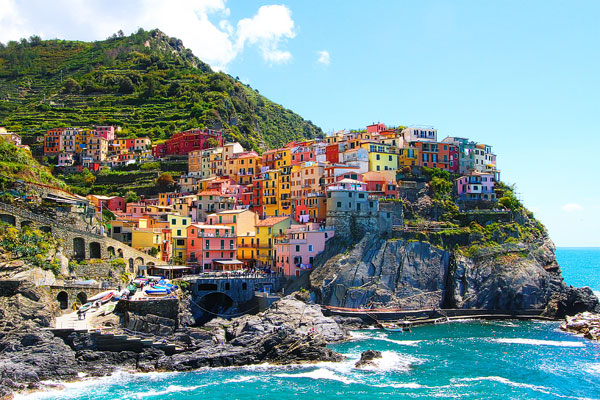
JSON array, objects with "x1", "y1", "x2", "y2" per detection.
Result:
[{"x1": 17, "y1": 248, "x2": 600, "y2": 400}]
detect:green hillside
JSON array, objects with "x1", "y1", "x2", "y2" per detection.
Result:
[
  {"x1": 0, "y1": 137, "x2": 66, "y2": 189},
  {"x1": 0, "y1": 29, "x2": 323, "y2": 150}
]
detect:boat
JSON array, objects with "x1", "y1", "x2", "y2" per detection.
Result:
[
  {"x1": 379, "y1": 321, "x2": 412, "y2": 332},
  {"x1": 103, "y1": 303, "x2": 116, "y2": 315},
  {"x1": 79, "y1": 302, "x2": 92, "y2": 312},
  {"x1": 100, "y1": 292, "x2": 114, "y2": 304},
  {"x1": 87, "y1": 290, "x2": 117, "y2": 302},
  {"x1": 144, "y1": 288, "x2": 169, "y2": 295}
]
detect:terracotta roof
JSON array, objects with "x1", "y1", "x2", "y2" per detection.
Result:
[{"x1": 256, "y1": 216, "x2": 290, "y2": 227}]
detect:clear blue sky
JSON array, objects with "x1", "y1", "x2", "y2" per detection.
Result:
[{"x1": 1, "y1": 0, "x2": 598, "y2": 246}]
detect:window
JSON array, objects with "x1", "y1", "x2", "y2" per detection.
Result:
[
  {"x1": 337, "y1": 201, "x2": 341, "y2": 208},
  {"x1": 296, "y1": 245, "x2": 300, "y2": 252}
]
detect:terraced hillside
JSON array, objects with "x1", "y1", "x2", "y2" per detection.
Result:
[{"x1": 0, "y1": 29, "x2": 323, "y2": 150}]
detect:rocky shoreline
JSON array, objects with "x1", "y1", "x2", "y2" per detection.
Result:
[
  {"x1": 0, "y1": 292, "x2": 348, "y2": 399},
  {"x1": 561, "y1": 312, "x2": 600, "y2": 341}
]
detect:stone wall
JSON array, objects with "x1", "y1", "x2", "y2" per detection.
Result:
[
  {"x1": 71, "y1": 261, "x2": 124, "y2": 283},
  {"x1": 326, "y1": 211, "x2": 392, "y2": 240},
  {"x1": 190, "y1": 276, "x2": 285, "y2": 304},
  {"x1": 116, "y1": 298, "x2": 179, "y2": 320},
  {"x1": 0, "y1": 201, "x2": 162, "y2": 275}
]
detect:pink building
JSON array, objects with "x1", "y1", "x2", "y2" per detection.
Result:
[
  {"x1": 275, "y1": 222, "x2": 334, "y2": 277},
  {"x1": 186, "y1": 224, "x2": 239, "y2": 271},
  {"x1": 87, "y1": 195, "x2": 125, "y2": 212},
  {"x1": 455, "y1": 172, "x2": 497, "y2": 201},
  {"x1": 95, "y1": 126, "x2": 115, "y2": 141},
  {"x1": 366, "y1": 123, "x2": 387, "y2": 134},
  {"x1": 57, "y1": 152, "x2": 74, "y2": 167},
  {"x1": 290, "y1": 145, "x2": 315, "y2": 165}
]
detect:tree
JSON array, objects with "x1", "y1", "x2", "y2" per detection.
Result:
[
  {"x1": 124, "y1": 190, "x2": 141, "y2": 203},
  {"x1": 206, "y1": 137, "x2": 219, "y2": 148},
  {"x1": 61, "y1": 78, "x2": 81, "y2": 94},
  {"x1": 156, "y1": 172, "x2": 174, "y2": 189}
]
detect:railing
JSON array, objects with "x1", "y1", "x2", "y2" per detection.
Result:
[{"x1": 183, "y1": 272, "x2": 284, "y2": 280}]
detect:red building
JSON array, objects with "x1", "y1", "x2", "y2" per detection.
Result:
[
  {"x1": 366, "y1": 123, "x2": 387, "y2": 134},
  {"x1": 362, "y1": 171, "x2": 398, "y2": 199},
  {"x1": 412, "y1": 141, "x2": 459, "y2": 172},
  {"x1": 44, "y1": 128, "x2": 64, "y2": 154},
  {"x1": 325, "y1": 143, "x2": 340, "y2": 164},
  {"x1": 163, "y1": 128, "x2": 224, "y2": 156}
]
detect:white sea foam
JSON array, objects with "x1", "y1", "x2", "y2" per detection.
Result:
[
  {"x1": 457, "y1": 376, "x2": 552, "y2": 394},
  {"x1": 133, "y1": 384, "x2": 208, "y2": 399},
  {"x1": 273, "y1": 368, "x2": 358, "y2": 384},
  {"x1": 494, "y1": 338, "x2": 584, "y2": 347},
  {"x1": 456, "y1": 376, "x2": 596, "y2": 400},
  {"x1": 349, "y1": 330, "x2": 422, "y2": 346},
  {"x1": 14, "y1": 371, "x2": 135, "y2": 399},
  {"x1": 355, "y1": 350, "x2": 421, "y2": 372},
  {"x1": 594, "y1": 291, "x2": 600, "y2": 301},
  {"x1": 586, "y1": 363, "x2": 600, "y2": 375}
]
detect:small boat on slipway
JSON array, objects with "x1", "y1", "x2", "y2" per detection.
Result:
[{"x1": 379, "y1": 321, "x2": 413, "y2": 332}]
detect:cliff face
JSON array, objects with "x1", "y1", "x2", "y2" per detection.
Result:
[{"x1": 310, "y1": 233, "x2": 599, "y2": 316}]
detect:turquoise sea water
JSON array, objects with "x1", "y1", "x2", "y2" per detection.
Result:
[{"x1": 18, "y1": 248, "x2": 600, "y2": 400}]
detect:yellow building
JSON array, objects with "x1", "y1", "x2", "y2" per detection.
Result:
[
  {"x1": 255, "y1": 216, "x2": 291, "y2": 269},
  {"x1": 168, "y1": 214, "x2": 191, "y2": 261},
  {"x1": 361, "y1": 142, "x2": 398, "y2": 172},
  {"x1": 75, "y1": 130, "x2": 95, "y2": 153},
  {"x1": 226, "y1": 151, "x2": 261, "y2": 185},
  {"x1": 131, "y1": 228, "x2": 163, "y2": 258},
  {"x1": 398, "y1": 147, "x2": 420, "y2": 168},
  {"x1": 259, "y1": 168, "x2": 280, "y2": 218}
]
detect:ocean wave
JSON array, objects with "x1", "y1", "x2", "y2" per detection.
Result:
[
  {"x1": 494, "y1": 338, "x2": 584, "y2": 347},
  {"x1": 455, "y1": 376, "x2": 596, "y2": 400},
  {"x1": 273, "y1": 368, "x2": 358, "y2": 384},
  {"x1": 355, "y1": 350, "x2": 421, "y2": 372},
  {"x1": 349, "y1": 330, "x2": 422, "y2": 346},
  {"x1": 456, "y1": 376, "x2": 552, "y2": 394},
  {"x1": 586, "y1": 363, "x2": 600, "y2": 375},
  {"x1": 14, "y1": 371, "x2": 136, "y2": 400},
  {"x1": 594, "y1": 291, "x2": 600, "y2": 301},
  {"x1": 133, "y1": 384, "x2": 208, "y2": 399}
]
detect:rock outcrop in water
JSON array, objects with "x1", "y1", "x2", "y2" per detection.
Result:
[
  {"x1": 561, "y1": 312, "x2": 600, "y2": 340},
  {"x1": 310, "y1": 233, "x2": 599, "y2": 317}
]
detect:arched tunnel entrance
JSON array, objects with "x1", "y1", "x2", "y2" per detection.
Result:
[
  {"x1": 56, "y1": 291, "x2": 69, "y2": 310},
  {"x1": 194, "y1": 292, "x2": 234, "y2": 325},
  {"x1": 76, "y1": 292, "x2": 87, "y2": 305}
]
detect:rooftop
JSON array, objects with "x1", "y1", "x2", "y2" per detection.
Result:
[{"x1": 256, "y1": 216, "x2": 290, "y2": 226}]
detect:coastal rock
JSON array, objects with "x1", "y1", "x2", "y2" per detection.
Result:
[
  {"x1": 355, "y1": 349, "x2": 382, "y2": 368},
  {"x1": 560, "y1": 312, "x2": 600, "y2": 340},
  {"x1": 310, "y1": 234, "x2": 599, "y2": 314},
  {"x1": 311, "y1": 234, "x2": 450, "y2": 309},
  {"x1": 543, "y1": 286, "x2": 600, "y2": 319},
  {"x1": 226, "y1": 297, "x2": 347, "y2": 342}
]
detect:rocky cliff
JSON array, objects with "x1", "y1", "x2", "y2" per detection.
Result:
[{"x1": 310, "y1": 233, "x2": 599, "y2": 317}]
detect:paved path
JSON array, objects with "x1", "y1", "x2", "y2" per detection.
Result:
[{"x1": 54, "y1": 303, "x2": 113, "y2": 331}]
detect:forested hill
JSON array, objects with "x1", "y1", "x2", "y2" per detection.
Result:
[{"x1": 0, "y1": 29, "x2": 323, "y2": 150}]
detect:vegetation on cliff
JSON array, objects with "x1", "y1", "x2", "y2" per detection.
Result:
[
  {"x1": 0, "y1": 222, "x2": 61, "y2": 274},
  {"x1": 0, "y1": 29, "x2": 323, "y2": 150},
  {"x1": 0, "y1": 137, "x2": 66, "y2": 189}
]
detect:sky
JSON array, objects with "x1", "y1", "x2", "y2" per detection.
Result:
[{"x1": 0, "y1": 0, "x2": 599, "y2": 247}]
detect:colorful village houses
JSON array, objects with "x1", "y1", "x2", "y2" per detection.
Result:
[{"x1": 274, "y1": 222, "x2": 335, "y2": 277}]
